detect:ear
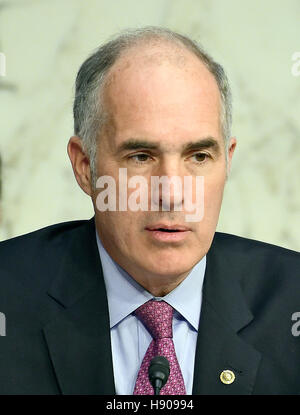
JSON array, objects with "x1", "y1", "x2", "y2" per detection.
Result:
[
  {"x1": 67, "y1": 136, "x2": 93, "y2": 196},
  {"x1": 226, "y1": 137, "x2": 237, "y2": 178}
]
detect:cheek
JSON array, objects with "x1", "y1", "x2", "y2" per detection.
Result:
[
  {"x1": 95, "y1": 211, "x2": 141, "y2": 257},
  {"x1": 98, "y1": 210, "x2": 136, "y2": 230},
  {"x1": 105, "y1": 211, "x2": 145, "y2": 245}
]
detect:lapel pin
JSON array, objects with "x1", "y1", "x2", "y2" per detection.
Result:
[{"x1": 220, "y1": 369, "x2": 235, "y2": 385}]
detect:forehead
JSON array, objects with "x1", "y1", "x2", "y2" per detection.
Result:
[{"x1": 101, "y1": 43, "x2": 222, "y2": 147}]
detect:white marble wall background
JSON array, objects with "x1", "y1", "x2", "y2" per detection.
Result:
[{"x1": 0, "y1": 0, "x2": 299, "y2": 251}]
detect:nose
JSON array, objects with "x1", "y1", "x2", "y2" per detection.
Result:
[{"x1": 150, "y1": 158, "x2": 184, "y2": 212}]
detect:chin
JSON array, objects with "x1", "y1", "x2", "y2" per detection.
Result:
[{"x1": 144, "y1": 253, "x2": 198, "y2": 278}]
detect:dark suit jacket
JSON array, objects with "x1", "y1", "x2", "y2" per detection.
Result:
[{"x1": 0, "y1": 216, "x2": 299, "y2": 394}]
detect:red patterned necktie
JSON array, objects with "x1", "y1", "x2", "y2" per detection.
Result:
[{"x1": 133, "y1": 299, "x2": 186, "y2": 395}]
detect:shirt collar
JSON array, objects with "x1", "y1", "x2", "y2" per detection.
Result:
[{"x1": 95, "y1": 226, "x2": 206, "y2": 331}]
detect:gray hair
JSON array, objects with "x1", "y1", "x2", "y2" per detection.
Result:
[{"x1": 73, "y1": 26, "x2": 233, "y2": 189}]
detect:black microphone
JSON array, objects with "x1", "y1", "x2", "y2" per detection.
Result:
[{"x1": 148, "y1": 356, "x2": 170, "y2": 395}]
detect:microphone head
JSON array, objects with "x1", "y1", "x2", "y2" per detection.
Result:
[{"x1": 148, "y1": 356, "x2": 170, "y2": 389}]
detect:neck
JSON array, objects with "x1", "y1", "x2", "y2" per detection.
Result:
[{"x1": 131, "y1": 271, "x2": 190, "y2": 297}]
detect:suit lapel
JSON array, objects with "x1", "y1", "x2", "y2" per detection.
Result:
[
  {"x1": 43, "y1": 217, "x2": 115, "y2": 394},
  {"x1": 192, "y1": 233, "x2": 262, "y2": 394}
]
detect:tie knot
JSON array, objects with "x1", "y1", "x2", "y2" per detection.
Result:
[{"x1": 134, "y1": 300, "x2": 173, "y2": 339}]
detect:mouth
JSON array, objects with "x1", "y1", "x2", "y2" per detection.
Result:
[{"x1": 145, "y1": 224, "x2": 191, "y2": 242}]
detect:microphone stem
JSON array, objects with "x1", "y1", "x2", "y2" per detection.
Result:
[
  {"x1": 154, "y1": 387, "x2": 160, "y2": 395},
  {"x1": 154, "y1": 379, "x2": 162, "y2": 395}
]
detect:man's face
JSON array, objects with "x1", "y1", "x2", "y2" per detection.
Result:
[{"x1": 91, "y1": 45, "x2": 236, "y2": 289}]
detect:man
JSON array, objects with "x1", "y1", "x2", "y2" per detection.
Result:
[{"x1": 0, "y1": 27, "x2": 299, "y2": 395}]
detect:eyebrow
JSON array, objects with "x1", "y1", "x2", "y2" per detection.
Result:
[
  {"x1": 117, "y1": 139, "x2": 158, "y2": 152},
  {"x1": 183, "y1": 137, "x2": 221, "y2": 155},
  {"x1": 116, "y1": 136, "x2": 221, "y2": 155}
]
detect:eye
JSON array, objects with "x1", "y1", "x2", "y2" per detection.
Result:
[
  {"x1": 190, "y1": 152, "x2": 210, "y2": 163},
  {"x1": 128, "y1": 153, "x2": 151, "y2": 164}
]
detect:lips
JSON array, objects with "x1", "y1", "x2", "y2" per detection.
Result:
[
  {"x1": 145, "y1": 224, "x2": 191, "y2": 232},
  {"x1": 145, "y1": 224, "x2": 191, "y2": 242}
]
